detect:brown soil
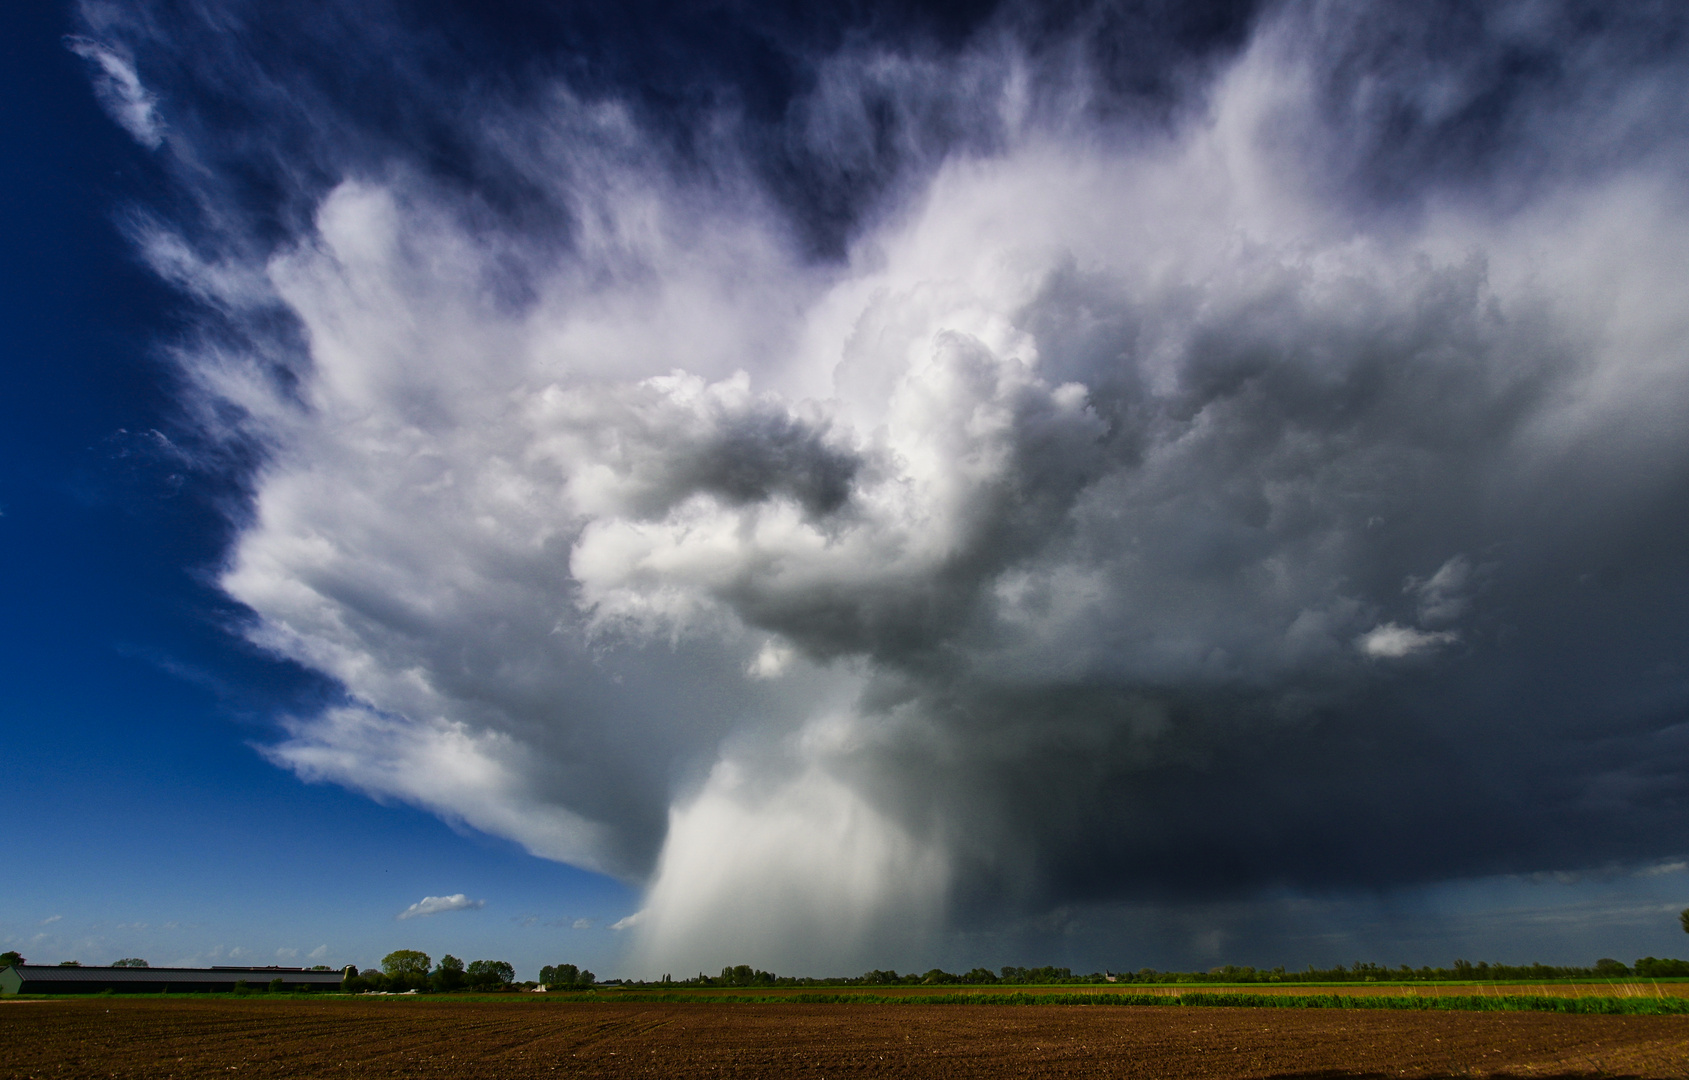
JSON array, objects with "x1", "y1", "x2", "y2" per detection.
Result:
[
  {"x1": 667, "y1": 982, "x2": 1689, "y2": 1000},
  {"x1": 4, "y1": 998, "x2": 1687, "y2": 1079}
]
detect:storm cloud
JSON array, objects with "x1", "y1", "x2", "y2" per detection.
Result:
[{"x1": 84, "y1": 0, "x2": 1689, "y2": 973}]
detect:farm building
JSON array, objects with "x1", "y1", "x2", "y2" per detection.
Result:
[{"x1": 0, "y1": 964, "x2": 346, "y2": 995}]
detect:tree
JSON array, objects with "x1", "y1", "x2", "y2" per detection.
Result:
[
  {"x1": 431, "y1": 955, "x2": 466, "y2": 992},
  {"x1": 382, "y1": 950, "x2": 432, "y2": 977},
  {"x1": 541, "y1": 963, "x2": 577, "y2": 987},
  {"x1": 1680, "y1": 907, "x2": 1689, "y2": 935},
  {"x1": 0, "y1": 951, "x2": 24, "y2": 968},
  {"x1": 465, "y1": 959, "x2": 515, "y2": 988},
  {"x1": 112, "y1": 958, "x2": 149, "y2": 968},
  {"x1": 540, "y1": 962, "x2": 594, "y2": 988}
]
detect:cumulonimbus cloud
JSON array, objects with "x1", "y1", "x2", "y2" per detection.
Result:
[{"x1": 86, "y1": 0, "x2": 1689, "y2": 972}]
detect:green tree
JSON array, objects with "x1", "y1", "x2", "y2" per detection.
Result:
[
  {"x1": 431, "y1": 955, "x2": 466, "y2": 992},
  {"x1": 542, "y1": 963, "x2": 578, "y2": 987},
  {"x1": 0, "y1": 951, "x2": 24, "y2": 968},
  {"x1": 382, "y1": 950, "x2": 432, "y2": 977},
  {"x1": 541, "y1": 962, "x2": 594, "y2": 988},
  {"x1": 1680, "y1": 907, "x2": 1689, "y2": 934},
  {"x1": 112, "y1": 958, "x2": 149, "y2": 968},
  {"x1": 465, "y1": 959, "x2": 515, "y2": 988}
]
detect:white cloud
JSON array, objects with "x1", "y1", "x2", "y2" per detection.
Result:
[
  {"x1": 1358, "y1": 623, "x2": 1459, "y2": 660},
  {"x1": 571, "y1": 918, "x2": 594, "y2": 930},
  {"x1": 746, "y1": 640, "x2": 795, "y2": 680},
  {"x1": 40, "y1": 915, "x2": 61, "y2": 925},
  {"x1": 261, "y1": 706, "x2": 620, "y2": 874},
  {"x1": 396, "y1": 894, "x2": 485, "y2": 920},
  {"x1": 308, "y1": 944, "x2": 329, "y2": 959},
  {"x1": 64, "y1": 36, "x2": 163, "y2": 148},
  {"x1": 275, "y1": 947, "x2": 298, "y2": 958}
]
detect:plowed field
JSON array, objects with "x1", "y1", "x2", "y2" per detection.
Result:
[{"x1": 5, "y1": 998, "x2": 1688, "y2": 1078}]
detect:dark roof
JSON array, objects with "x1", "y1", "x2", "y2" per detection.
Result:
[{"x1": 6, "y1": 965, "x2": 344, "y2": 984}]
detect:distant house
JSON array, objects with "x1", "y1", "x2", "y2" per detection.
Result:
[{"x1": 0, "y1": 964, "x2": 345, "y2": 995}]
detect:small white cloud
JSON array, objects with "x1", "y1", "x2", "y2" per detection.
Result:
[
  {"x1": 571, "y1": 918, "x2": 594, "y2": 930},
  {"x1": 1357, "y1": 623, "x2": 1458, "y2": 659},
  {"x1": 40, "y1": 915, "x2": 62, "y2": 925},
  {"x1": 746, "y1": 640, "x2": 794, "y2": 680},
  {"x1": 608, "y1": 911, "x2": 645, "y2": 931},
  {"x1": 396, "y1": 894, "x2": 485, "y2": 920},
  {"x1": 308, "y1": 945, "x2": 329, "y2": 960},
  {"x1": 64, "y1": 36, "x2": 164, "y2": 148},
  {"x1": 276, "y1": 947, "x2": 299, "y2": 959}
]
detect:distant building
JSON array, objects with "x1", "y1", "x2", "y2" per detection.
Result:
[{"x1": 0, "y1": 964, "x2": 345, "y2": 995}]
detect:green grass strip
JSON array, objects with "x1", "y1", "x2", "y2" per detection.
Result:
[{"x1": 542, "y1": 991, "x2": 1689, "y2": 1015}]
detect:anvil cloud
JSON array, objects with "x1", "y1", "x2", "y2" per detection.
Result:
[{"x1": 79, "y1": 0, "x2": 1689, "y2": 973}]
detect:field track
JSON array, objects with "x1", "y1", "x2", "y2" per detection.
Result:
[{"x1": 5, "y1": 999, "x2": 1689, "y2": 1078}]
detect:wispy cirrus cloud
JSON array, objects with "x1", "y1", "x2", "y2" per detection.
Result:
[{"x1": 64, "y1": 36, "x2": 163, "y2": 149}]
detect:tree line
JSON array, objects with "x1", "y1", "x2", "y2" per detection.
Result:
[
  {"x1": 627, "y1": 957, "x2": 1689, "y2": 989},
  {"x1": 340, "y1": 951, "x2": 591, "y2": 993},
  {"x1": 6, "y1": 951, "x2": 1688, "y2": 989}
]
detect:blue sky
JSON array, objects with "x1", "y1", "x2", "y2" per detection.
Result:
[
  {"x1": 0, "y1": 0, "x2": 633, "y2": 978},
  {"x1": 5, "y1": 0, "x2": 1689, "y2": 981}
]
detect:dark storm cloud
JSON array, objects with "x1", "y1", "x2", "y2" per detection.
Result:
[{"x1": 81, "y1": 0, "x2": 1689, "y2": 972}]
